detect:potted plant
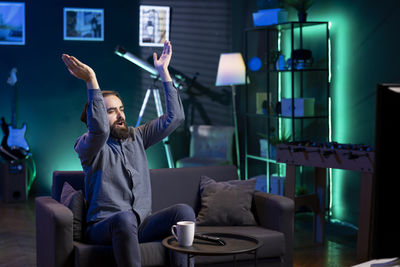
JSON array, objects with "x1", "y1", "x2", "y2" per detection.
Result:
[
  {"x1": 258, "y1": 132, "x2": 291, "y2": 159},
  {"x1": 281, "y1": 0, "x2": 315, "y2": 22},
  {"x1": 296, "y1": 185, "x2": 308, "y2": 196}
]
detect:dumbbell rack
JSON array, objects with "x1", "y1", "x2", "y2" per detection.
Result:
[{"x1": 276, "y1": 142, "x2": 374, "y2": 263}]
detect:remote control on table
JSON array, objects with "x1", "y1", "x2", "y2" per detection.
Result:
[{"x1": 194, "y1": 233, "x2": 226, "y2": 246}]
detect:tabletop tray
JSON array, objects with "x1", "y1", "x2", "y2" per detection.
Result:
[{"x1": 162, "y1": 232, "x2": 263, "y2": 256}]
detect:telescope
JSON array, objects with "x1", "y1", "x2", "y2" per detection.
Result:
[{"x1": 114, "y1": 45, "x2": 183, "y2": 89}]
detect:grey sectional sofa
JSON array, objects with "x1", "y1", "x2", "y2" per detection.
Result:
[{"x1": 35, "y1": 165, "x2": 294, "y2": 267}]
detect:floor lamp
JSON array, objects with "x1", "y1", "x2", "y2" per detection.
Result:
[{"x1": 216, "y1": 53, "x2": 246, "y2": 179}]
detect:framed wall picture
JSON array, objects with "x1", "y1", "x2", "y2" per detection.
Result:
[
  {"x1": 0, "y1": 2, "x2": 25, "y2": 45},
  {"x1": 139, "y1": 5, "x2": 170, "y2": 47},
  {"x1": 63, "y1": 8, "x2": 104, "y2": 41}
]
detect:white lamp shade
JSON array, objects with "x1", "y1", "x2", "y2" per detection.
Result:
[{"x1": 215, "y1": 53, "x2": 246, "y2": 86}]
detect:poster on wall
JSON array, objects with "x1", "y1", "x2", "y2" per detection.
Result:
[
  {"x1": 0, "y1": 2, "x2": 25, "y2": 45},
  {"x1": 63, "y1": 8, "x2": 104, "y2": 41},
  {"x1": 139, "y1": 5, "x2": 170, "y2": 47}
]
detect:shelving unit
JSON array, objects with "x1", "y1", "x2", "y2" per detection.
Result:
[{"x1": 242, "y1": 22, "x2": 330, "y2": 192}]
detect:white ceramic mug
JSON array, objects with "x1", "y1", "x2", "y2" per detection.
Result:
[{"x1": 171, "y1": 221, "x2": 195, "y2": 247}]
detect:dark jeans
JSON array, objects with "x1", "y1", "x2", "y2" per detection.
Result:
[{"x1": 86, "y1": 204, "x2": 196, "y2": 267}]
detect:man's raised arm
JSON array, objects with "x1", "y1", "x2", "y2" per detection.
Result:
[
  {"x1": 62, "y1": 54, "x2": 109, "y2": 162},
  {"x1": 139, "y1": 41, "x2": 185, "y2": 149},
  {"x1": 62, "y1": 54, "x2": 99, "y2": 90},
  {"x1": 153, "y1": 40, "x2": 173, "y2": 83}
]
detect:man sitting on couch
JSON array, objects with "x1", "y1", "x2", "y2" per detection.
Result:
[{"x1": 61, "y1": 40, "x2": 195, "y2": 267}]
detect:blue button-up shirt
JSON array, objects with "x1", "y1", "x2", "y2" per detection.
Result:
[{"x1": 74, "y1": 82, "x2": 184, "y2": 224}]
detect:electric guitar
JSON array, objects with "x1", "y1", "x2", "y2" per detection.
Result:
[{"x1": 0, "y1": 68, "x2": 30, "y2": 160}]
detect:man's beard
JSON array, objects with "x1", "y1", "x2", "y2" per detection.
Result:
[{"x1": 110, "y1": 119, "x2": 129, "y2": 140}]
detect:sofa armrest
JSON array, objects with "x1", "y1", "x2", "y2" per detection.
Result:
[
  {"x1": 254, "y1": 191, "x2": 294, "y2": 230},
  {"x1": 35, "y1": 196, "x2": 74, "y2": 267},
  {"x1": 254, "y1": 191, "x2": 294, "y2": 267}
]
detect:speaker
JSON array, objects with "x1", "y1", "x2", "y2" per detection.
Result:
[
  {"x1": 370, "y1": 84, "x2": 400, "y2": 258},
  {"x1": 1, "y1": 161, "x2": 27, "y2": 203}
]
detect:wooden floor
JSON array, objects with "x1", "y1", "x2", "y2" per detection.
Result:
[
  {"x1": 0, "y1": 197, "x2": 359, "y2": 267},
  {"x1": 0, "y1": 198, "x2": 36, "y2": 267},
  {"x1": 293, "y1": 213, "x2": 358, "y2": 267}
]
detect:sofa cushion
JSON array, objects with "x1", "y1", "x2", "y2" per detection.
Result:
[
  {"x1": 60, "y1": 182, "x2": 86, "y2": 241},
  {"x1": 196, "y1": 176, "x2": 257, "y2": 226},
  {"x1": 195, "y1": 225, "x2": 285, "y2": 264},
  {"x1": 150, "y1": 165, "x2": 239, "y2": 214}
]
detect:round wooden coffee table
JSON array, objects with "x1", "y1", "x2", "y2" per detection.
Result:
[{"x1": 162, "y1": 232, "x2": 263, "y2": 267}]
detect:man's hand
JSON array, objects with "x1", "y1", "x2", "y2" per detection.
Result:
[
  {"x1": 153, "y1": 40, "x2": 172, "y2": 82},
  {"x1": 62, "y1": 54, "x2": 99, "y2": 89}
]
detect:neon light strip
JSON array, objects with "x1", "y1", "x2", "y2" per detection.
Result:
[
  {"x1": 278, "y1": 30, "x2": 282, "y2": 140},
  {"x1": 328, "y1": 22, "x2": 333, "y2": 216},
  {"x1": 278, "y1": 30, "x2": 284, "y2": 176},
  {"x1": 328, "y1": 22, "x2": 332, "y2": 83},
  {"x1": 329, "y1": 97, "x2": 333, "y2": 215}
]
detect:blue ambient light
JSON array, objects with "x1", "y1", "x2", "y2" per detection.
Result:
[{"x1": 248, "y1": 57, "x2": 262, "y2": 71}]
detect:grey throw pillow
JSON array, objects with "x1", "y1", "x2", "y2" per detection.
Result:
[
  {"x1": 196, "y1": 176, "x2": 257, "y2": 226},
  {"x1": 60, "y1": 181, "x2": 86, "y2": 241}
]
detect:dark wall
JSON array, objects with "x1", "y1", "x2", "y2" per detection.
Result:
[
  {"x1": 310, "y1": 0, "x2": 400, "y2": 226},
  {"x1": 0, "y1": 0, "x2": 140, "y2": 195}
]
